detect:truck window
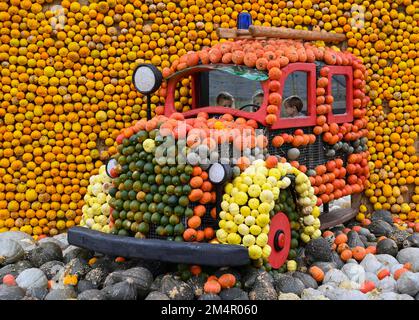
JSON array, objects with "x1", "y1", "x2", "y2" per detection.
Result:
[
  {"x1": 281, "y1": 71, "x2": 308, "y2": 118},
  {"x1": 197, "y1": 67, "x2": 266, "y2": 112},
  {"x1": 331, "y1": 74, "x2": 347, "y2": 115}
]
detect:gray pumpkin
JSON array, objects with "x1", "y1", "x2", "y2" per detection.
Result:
[
  {"x1": 219, "y1": 287, "x2": 249, "y2": 300},
  {"x1": 160, "y1": 274, "x2": 194, "y2": 300},
  {"x1": 27, "y1": 242, "x2": 63, "y2": 267},
  {"x1": 198, "y1": 293, "x2": 221, "y2": 300},
  {"x1": 371, "y1": 210, "x2": 394, "y2": 225},
  {"x1": 102, "y1": 279, "x2": 137, "y2": 300},
  {"x1": 44, "y1": 288, "x2": 77, "y2": 300},
  {"x1": 347, "y1": 231, "x2": 365, "y2": 248},
  {"x1": 376, "y1": 239, "x2": 398, "y2": 257},
  {"x1": 145, "y1": 291, "x2": 170, "y2": 300},
  {"x1": 368, "y1": 220, "x2": 395, "y2": 237},
  {"x1": 187, "y1": 275, "x2": 206, "y2": 298},
  {"x1": 78, "y1": 289, "x2": 106, "y2": 300},
  {"x1": 103, "y1": 267, "x2": 153, "y2": 298},
  {"x1": 0, "y1": 284, "x2": 25, "y2": 300},
  {"x1": 0, "y1": 239, "x2": 24, "y2": 266},
  {"x1": 304, "y1": 238, "x2": 333, "y2": 264},
  {"x1": 388, "y1": 230, "x2": 411, "y2": 248},
  {"x1": 15, "y1": 268, "x2": 48, "y2": 291},
  {"x1": 248, "y1": 272, "x2": 277, "y2": 300}
]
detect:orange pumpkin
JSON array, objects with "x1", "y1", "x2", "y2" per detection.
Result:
[
  {"x1": 309, "y1": 266, "x2": 324, "y2": 282},
  {"x1": 265, "y1": 156, "x2": 278, "y2": 169},
  {"x1": 204, "y1": 280, "x2": 221, "y2": 294},
  {"x1": 190, "y1": 265, "x2": 202, "y2": 276},
  {"x1": 394, "y1": 268, "x2": 408, "y2": 280},
  {"x1": 340, "y1": 249, "x2": 352, "y2": 261},
  {"x1": 352, "y1": 246, "x2": 366, "y2": 261},
  {"x1": 183, "y1": 228, "x2": 197, "y2": 242},
  {"x1": 218, "y1": 274, "x2": 236, "y2": 289},
  {"x1": 377, "y1": 269, "x2": 390, "y2": 280},
  {"x1": 360, "y1": 280, "x2": 375, "y2": 293},
  {"x1": 188, "y1": 216, "x2": 202, "y2": 229}
]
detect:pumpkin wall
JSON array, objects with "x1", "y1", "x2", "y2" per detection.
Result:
[{"x1": 0, "y1": 0, "x2": 417, "y2": 237}]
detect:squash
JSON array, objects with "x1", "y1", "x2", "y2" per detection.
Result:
[
  {"x1": 287, "y1": 148, "x2": 300, "y2": 160},
  {"x1": 102, "y1": 280, "x2": 137, "y2": 300},
  {"x1": 368, "y1": 220, "x2": 395, "y2": 237},
  {"x1": 0, "y1": 284, "x2": 25, "y2": 300},
  {"x1": 219, "y1": 287, "x2": 249, "y2": 300},
  {"x1": 198, "y1": 293, "x2": 221, "y2": 300},
  {"x1": 102, "y1": 267, "x2": 153, "y2": 298},
  {"x1": 309, "y1": 266, "x2": 325, "y2": 282},
  {"x1": 304, "y1": 238, "x2": 333, "y2": 264},
  {"x1": 0, "y1": 239, "x2": 24, "y2": 266},
  {"x1": 248, "y1": 272, "x2": 277, "y2": 300},
  {"x1": 15, "y1": 268, "x2": 48, "y2": 291},
  {"x1": 204, "y1": 280, "x2": 221, "y2": 294},
  {"x1": 160, "y1": 274, "x2": 194, "y2": 300},
  {"x1": 187, "y1": 275, "x2": 206, "y2": 297},
  {"x1": 218, "y1": 273, "x2": 236, "y2": 289},
  {"x1": 376, "y1": 239, "x2": 398, "y2": 257},
  {"x1": 370, "y1": 210, "x2": 394, "y2": 225}
]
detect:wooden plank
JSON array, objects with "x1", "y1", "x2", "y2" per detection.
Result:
[
  {"x1": 319, "y1": 208, "x2": 357, "y2": 230},
  {"x1": 216, "y1": 28, "x2": 252, "y2": 39},
  {"x1": 249, "y1": 26, "x2": 346, "y2": 42}
]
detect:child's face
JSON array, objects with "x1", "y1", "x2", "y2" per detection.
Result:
[
  {"x1": 285, "y1": 104, "x2": 298, "y2": 117},
  {"x1": 219, "y1": 98, "x2": 233, "y2": 108}
]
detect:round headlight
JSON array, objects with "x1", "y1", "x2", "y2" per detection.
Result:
[
  {"x1": 132, "y1": 64, "x2": 162, "y2": 95},
  {"x1": 209, "y1": 163, "x2": 232, "y2": 185}
]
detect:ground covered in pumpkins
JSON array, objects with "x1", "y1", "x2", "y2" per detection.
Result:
[{"x1": 1, "y1": 211, "x2": 419, "y2": 300}]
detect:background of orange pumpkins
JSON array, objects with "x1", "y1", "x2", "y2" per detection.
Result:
[{"x1": 0, "y1": 0, "x2": 417, "y2": 237}]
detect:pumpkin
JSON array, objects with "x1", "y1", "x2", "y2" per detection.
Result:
[
  {"x1": 376, "y1": 239, "x2": 398, "y2": 257},
  {"x1": 103, "y1": 267, "x2": 153, "y2": 298},
  {"x1": 102, "y1": 280, "x2": 137, "y2": 300},
  {"x1": 204, "y1": 280, "x2": 221, "y2": 294},
  {"x1": 393, "y1": 268, "x2": 408, "y2": 280},
  {"x1": 27, "y1": 242, "x2": 63, "y2": 268},
  {"x1": 351, "y1": 246, "x2": 366, "y2": 261},
  {"x1": 308, "y1": 266, "x2": 324, "y2": 283},
  {"x1": 15, "y1": 268, "x2": 48, "y2": 291},
  {"x1": 2, "y1": 274, "x2": 17, "y2": 286},
  {"x1": 187, "y1": 274, "x2": 206, "y2": 297},
  {"x1": 198, "y1": 293, "x2": 221, "y2": 300},
  {"x1": 161, "y1": 275, "x2": 194, "y2": 300},
  {"x1": 360, "y1": 280, "x2": 375, "y2": 293},
  {"x1": 0, "y1": 239, "x2": 24, "y2": 266},
  {"x1": 218, "y1": 274, "x2": 236, "y2": 289},
  {"x1": 377, "y1": 269, "x2": 390, "y2": 280}
]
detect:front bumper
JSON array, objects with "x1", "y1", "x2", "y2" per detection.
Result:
[{"x1": 68, "y1": 226, "x2": 250, "y2": 266}]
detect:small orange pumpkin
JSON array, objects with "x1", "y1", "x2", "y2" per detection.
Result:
[
  {"x1": 204, "y1": 280, "x2": 221, "y2": 294},
  {"x1": 218, "y1": 274, "x2": 236, "y2": 289},
  {"x1": 309, "y1": 266, "x2": 324, "y2": 282},
  {"x1": 352, "y1": 246, "x2": 366, "y2": 261}
]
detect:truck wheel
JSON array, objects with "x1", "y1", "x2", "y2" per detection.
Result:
[{"x1": 267, "y1": 212, "x2": 291, "y2": 269}]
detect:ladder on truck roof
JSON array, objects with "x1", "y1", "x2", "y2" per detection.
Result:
[{"x1": 217, "y1": 25, "x2": 346, "y2": 43}]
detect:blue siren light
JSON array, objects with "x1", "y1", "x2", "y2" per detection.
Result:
[{"x1": 237, "y1": 12, "x2": 252, "y2": 30}]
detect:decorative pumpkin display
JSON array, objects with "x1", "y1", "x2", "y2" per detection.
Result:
[{"x1": 0, "y1": 0, "x2": 416, "y2": 238}]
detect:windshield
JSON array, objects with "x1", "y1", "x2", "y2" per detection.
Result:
[{"x1": 168, "y1": 64, "x2": 268, "y2": 113}]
